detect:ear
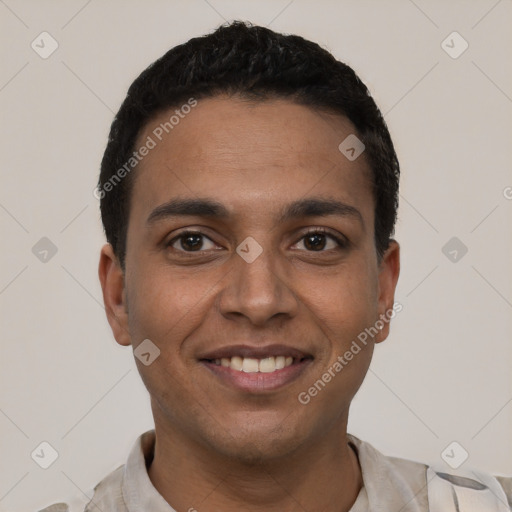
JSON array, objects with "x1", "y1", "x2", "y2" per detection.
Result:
[
  {"x1": 98, "y1": 243, "x2": 131, "y2": 346},
  {"x1": 374, "y1": 240, "x2": 400, "y2": 344}
]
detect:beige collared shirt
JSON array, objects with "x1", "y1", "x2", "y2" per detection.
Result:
[{"x1": 38, "y1": 429, "x2": 512, "y2": 511}]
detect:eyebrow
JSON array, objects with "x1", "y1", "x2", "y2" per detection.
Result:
[{"x1": 146, "y1": 197, "x2": 364, "y2": 227}]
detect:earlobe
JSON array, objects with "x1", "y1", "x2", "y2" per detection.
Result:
[
  {"x1": 98, "y1": 244, "x2": 132, "y2": 346},
  {"x1": 375, "y1": 240, "x2": 400, "y2": 344}
]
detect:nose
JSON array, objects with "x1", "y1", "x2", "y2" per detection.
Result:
[{"x1": 217, "y1": 243, "x2": 299, "y2": 327}]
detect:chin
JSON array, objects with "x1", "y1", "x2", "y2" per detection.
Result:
[
  {"x1": 215, "y1": 437, "x2": 298, "y2": 465},
  {"x1": 203, "y1": 418, "x2": 306, "y2": 465}
]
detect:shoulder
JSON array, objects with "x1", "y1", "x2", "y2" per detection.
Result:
[
  {"x1": 348, "y1": 434, "x2": 512, "y2": 510},
  {"x1": 37, "y1": 495, "x2": 91, "y2": 512},
  {"x1": 37, "y1": 464, "x2": 125, "y2": 512},
  {"x1": 426, "y1": 467, "x2": 512, "y2": 511}
]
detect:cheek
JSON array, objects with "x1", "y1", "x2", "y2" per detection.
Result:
[
  {"x1": 304, "y1": 259, "x2": 378, "y2": 330},
  {"x1": 127, "y1": 266, "x2": 215, "y2": 346}
]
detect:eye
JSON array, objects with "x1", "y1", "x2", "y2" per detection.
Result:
[
  {"x1": 167, "y1": 231, "x2": 218, "y2": 252},
  {"x1": 165, "y1": 228, "x2": 348, "y2": 255},
  {"x1": 293, "y1": 228, "x2": 347, "y2": 252}
]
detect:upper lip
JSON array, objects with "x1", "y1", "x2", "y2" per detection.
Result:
[{"x1": 198, "y1": 344, "x2": 313, "y2": 361}]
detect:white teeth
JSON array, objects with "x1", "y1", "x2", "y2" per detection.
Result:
[
  {"x1": 230, "y1": 356, "x2": 243, "y2": 371},
  {"x1": 212, "y1": 355, "x2": 295, "y2": 373},
  {"x1": 259, "y1": 357, "x2": 276, "y2": 373},
  {"x1": 242, "y1": 357, "x2": 259, "y2": 373},
  {"x1": 275, "y1": 356, "x2": 286, "y2": 369}
]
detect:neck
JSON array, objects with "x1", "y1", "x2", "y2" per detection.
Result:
[{"x1": 147, "y1": 415, "x2": 362, "y2": 512}]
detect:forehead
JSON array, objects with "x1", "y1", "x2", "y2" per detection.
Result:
[{"x1": 130, "y1": 96, "x2": 373, "y2": 225}]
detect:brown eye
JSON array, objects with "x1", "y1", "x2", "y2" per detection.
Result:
[
  {"x1": 294, "y1": 229, "x2": 347, "y2": 252},
  {"x1": 304, "y1": 232, "x2": 328, "y2": 251},
  {"x1": 167, "y1": 231, "x2": 217, "y2": 252}
]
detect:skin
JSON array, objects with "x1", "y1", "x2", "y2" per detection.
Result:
[{"x1": 99, "y1": 96, "x2": 400, "y2": 512}]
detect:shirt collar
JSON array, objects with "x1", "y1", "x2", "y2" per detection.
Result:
[
  {"x1": 122, "y1": 429, "x2": 177, "y2": 511},
  {"x1": 347, "y1": 433, "x2": 428, "y2": 512}
]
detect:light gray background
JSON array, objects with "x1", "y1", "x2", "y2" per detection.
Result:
[{"x1": 1, "y1": 0, "x2": 511, "y2": 510}]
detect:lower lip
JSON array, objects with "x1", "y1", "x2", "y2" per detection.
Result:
[{"x1": 201, "y1": 359, "x2": 313, "y2": 392}]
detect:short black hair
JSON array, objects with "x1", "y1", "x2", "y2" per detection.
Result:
[{"x1": 98, "y1": 20, "x2": 399, "y2": 269}]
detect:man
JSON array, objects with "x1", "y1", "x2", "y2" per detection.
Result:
[{"x1": 40, "y1": 20, "x2": 511, "y2": 512}]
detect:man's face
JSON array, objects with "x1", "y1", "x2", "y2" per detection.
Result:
[{"x1": 100, "y1": 96, "x2": 399, "y2": 462}]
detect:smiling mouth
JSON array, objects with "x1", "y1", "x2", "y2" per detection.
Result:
[
  {"x1": 202, "y1": 355, "x2": 312, "y2": 373},
  {"x1": 198, "y1": 343, "x2": 314, "y2": 391},
  {"x1": 199, "y1": 354, "x2": 314, "y2": 392}
]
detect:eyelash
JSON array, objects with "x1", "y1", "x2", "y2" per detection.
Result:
[{"x1": 165, "y1": 227, "x2": 348, "y2": 255}]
